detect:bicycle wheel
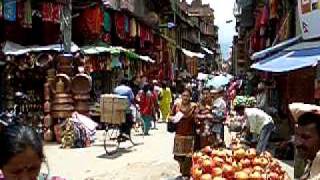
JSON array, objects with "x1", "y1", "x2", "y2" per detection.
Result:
[
  {"x1": 103, "y1": 124, "x2": 120, "y2": 155},
  {"x1": 130, "y1": 117, "x2": 144, "y2": 145}
]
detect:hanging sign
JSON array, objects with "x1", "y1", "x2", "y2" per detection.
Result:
[{"x1": 298, "y1": 0, "x2": 320, "y2": 40}]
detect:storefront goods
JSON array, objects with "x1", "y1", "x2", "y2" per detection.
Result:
[
  {"x1": 41, "y1": 2, "x2": 62, "y2": 24},
  {"x1": 4, "y1": 0, "x2": 16, "y2": 22},
  {"x1": 100, "y1": 94, "x2": 128, "y2": 124},
  {"x1": 191, "y1": 146, "x2": 289, "y2": 180},
  {"x1": 52, "y1": 78, "x2": 74, "y2": 119},
  {"x1": 233, "y1": 96, "x2": 256, "y2": 108},
  {"x1": 71, "y1": 73, "x2": 92, "y2": 94},
  {"x1": 56, "y1": 54, "x2": 73, "y2": 76}
]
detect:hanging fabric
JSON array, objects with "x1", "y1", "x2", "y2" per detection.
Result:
[
  {"x1": 124, "y1": 15, "x2": 129, "y2": 33},
  {"x1": 0, "y1": 1, "x2": 3, "y2": 19},
  {"x1": 269, "y1": 0, "x2": 279, "y2": 19},
  {"x1": 17, "y1": 0, "x2": 32, "y2": 28},
  {"x1": 81, "y1": 5, "x2": 103, "y2": 40},
  {"x1": 115, "y1": 13, "x2": 126, "y2": 40},
  {"x1": 4, "y1": 0, "x2": 16, "y2": 22},
  {"x1": 103, "y1": 11, "x2": 112, "y2": 32},
  {"x1": 42, "y1": 2, "x2": 62, "y2": 24},
  {"x1": 130, "y1": 18, "x2": 137, "y2": 37}
]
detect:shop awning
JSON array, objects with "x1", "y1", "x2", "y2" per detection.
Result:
[
  {"x1": 3, "y1": 41, "x2": 80, "y2": 55},
  {"x1": 139, "y1": 56, "x2": 155, "y2": 63},
  {"x1": 251, "y1": 44, "x2": 320, "y2": 72},
  {"x1": 182, "y1": 48, "x2": 205, "y2": 58},
  {"x1": 201, "y1": 47, "x2": 214, "y2": 55},
  {"x1": 251, "y1": 36, "x2": 302, "y2": 61}
]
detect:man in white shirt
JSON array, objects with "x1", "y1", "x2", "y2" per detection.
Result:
[{"x1": 242, "y1": 107, "x2": 275, "y2": 153}]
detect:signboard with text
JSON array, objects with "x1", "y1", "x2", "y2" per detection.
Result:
[{"x1": 298, "y1": 0, "x2": 320, "y2": 39}]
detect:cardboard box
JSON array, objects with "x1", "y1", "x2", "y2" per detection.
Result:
[{"x1": 100, "y1": 94, "x2": 128, "y2": 124}]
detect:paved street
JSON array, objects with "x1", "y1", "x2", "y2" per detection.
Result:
[
  {"x1": 43, "y1": 124, "x2": 294, "y2": 180},
  {"x1": 43, "y1": 124, "x2": 180, "y2": 180}
]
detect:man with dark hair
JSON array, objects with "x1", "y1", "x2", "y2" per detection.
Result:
[{"x1": 295, "y1": 111, "x2": 320, "y2": 179}]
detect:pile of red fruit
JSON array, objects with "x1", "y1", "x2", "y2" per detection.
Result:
[{"x1": 191, "y1": 146, "x2": 289, "y2": 180}]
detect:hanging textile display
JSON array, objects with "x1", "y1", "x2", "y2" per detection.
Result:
[
  {"x1": 130, "y1": 18, "x2": 137, "y2": 37},
  {"x1": 80, "y1": 5, "x2": 103, "y2": 41},
  {"x1": 111, "y1": 54, "x2": 122, "y2": 68},
  {"x1": 103, "y1": 11, "x2": 112, "y2": 32},
  {"x1": 41, "y1": 2, "x2": 62, "y2": 24},
  {"x1": 4, "y1": 0, "x2": 16, "y2": 22},
  {"x1": 115, "y1": 13, "x2": 126, "y2": 40},
  {"x1": 17, "y1": 0, "x2": 32, "y2": 28},
  {"x1": 0, "y1": 1, "x2": 3, "y2": 19}
]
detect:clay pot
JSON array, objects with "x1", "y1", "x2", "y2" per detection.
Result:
[
  {"x1": 52, "y1": 111, "x2": 73, "y2": 119},
  {"x1": 74, "y1": 94, "x2": 90, "y2": 101},
  {"x1": 44, "y1": 82, "x2": 50, "y2": 100},
  {"x1": 51, "y1": 104, "x2": 74, "y2": 111}
]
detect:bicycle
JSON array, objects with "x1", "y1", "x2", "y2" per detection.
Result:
[{"x1": 103, "y1": 105, "x2": 144, "y2": 155}]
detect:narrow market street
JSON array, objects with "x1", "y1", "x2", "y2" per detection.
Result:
[
  {"x1": 43, "y1": 124, "x2": 294, "y2": 180},
  {"x1": 43, "y1": 124, "x2": 180, "y2": 180}
]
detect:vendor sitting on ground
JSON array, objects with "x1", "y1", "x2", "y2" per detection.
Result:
[
  {"x1": 236, "y1": 105, "x2": 275, "y2": 154},
  {"x1": 290, "y1": 103, "x2": 320, "y2": 180}
]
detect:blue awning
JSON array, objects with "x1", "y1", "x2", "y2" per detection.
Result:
[
  {"x1": 251, "y1": 36, "x2": 302, "y2": 61},
  {"x1": 251, "y1": 43, "x2": 320, "y2": 73}
]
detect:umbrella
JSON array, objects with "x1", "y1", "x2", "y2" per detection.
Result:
[{"x1": 205, "y1": 75, "x2": 231, "y2": 89}]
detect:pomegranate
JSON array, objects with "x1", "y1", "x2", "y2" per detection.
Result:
[
  {"x1": 235, "y1": 171, "x2": 249, "y2": 179},
  {"x1": 211, "y1": 167, "x2": 223, "y2": 177},
  {"x1": 222, "y1": 164, "x2": 234, "y2": 179},
  {"x1": 234, "y1": 148, "x2": 246, "y2": 159},
  {"x1": 212, "y1": 156, "x2": 224, "y2": 167},
  {"x1": 269, "y1": 172, "x2": 280, "y2": 180},
  {"x1": 260, "y1": 157, "x2": 269, "y2": 167},
  {"x1": 240, "y1": 158, "x2": 251, "y2": 168},
  {"x1": 192, "y1": 165, "x2": 203, "y2": 179},
  {"x1": 202, "y1": 159, "x2": 213, "y2": 174},
  {"x1": 246, "y1": 148, "x2": 257, "y2": 159},
  {"x1": 200, "y1": 174, "x2": 213, "y2": 180},
  {"x1": 249, "y1": 171, "x2": 263, "y2": 180},
  {"x1": 253, "y1": 166, "x2": 264, "y2": 173}
]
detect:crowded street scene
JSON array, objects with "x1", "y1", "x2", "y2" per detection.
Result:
[{"x1": 0, "y1": 0, "x2": 319, "y2": 179}]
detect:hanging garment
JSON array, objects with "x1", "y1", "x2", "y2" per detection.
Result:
[
  {"x1": 111, "y1": 54, "x2": 122, "y2": 68},
  {"x1": 130, "y1": 18, "x2": 137, "y2": 37},
  {"x1": 0, "y1": 1, "x2": 3, "y2": 18},
  {"x1": 17, "y1": 0, "x2": 32, "y2": 28},
  {"x1": 269, "y1": 0, "x2": 279, "y2": 19},
  {"x1": 260, "y1": 1, "x2": 269, "y2": 27},
  {"x1": 81, "y1": 5, "x2": 103, "y2": 36},
  {"x1": 115, "y1": 13, "x2": 126, "y2": 39},
  {"x1": 4, "y1": 0, "x2": 16, "y2": 22},
  {"x1": 42, "y1": 2, "x2": 62, "y2": 24},
  {"x1": 125, "y1": 15, "x2": 129, "y2": 33},
  {"x1": 103, "y1": 11, "x2": 112, "y2": 32}
]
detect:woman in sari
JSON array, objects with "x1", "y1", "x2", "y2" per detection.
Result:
[
  {"x1": 195, "y1": 95, "x2": 215, "y2": 150},
  {"x1": 169, "y1": 89, "x2": 197, "y2": 179},
  {"x1": 159, "y1": 81, "x2": 172, "y2": 122}
]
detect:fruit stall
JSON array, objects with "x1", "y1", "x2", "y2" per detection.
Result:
[{"x1": 191, "y1": 145, "x2": 291, "y2": 180}]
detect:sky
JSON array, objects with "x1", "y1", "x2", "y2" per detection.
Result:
[{"x1": 186, "y1": 0, "x2": 236, "y2": 60}]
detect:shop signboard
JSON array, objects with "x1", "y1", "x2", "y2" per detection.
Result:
[{"x1": 298, "y1": 0, "x2": 320, "y2": 40}]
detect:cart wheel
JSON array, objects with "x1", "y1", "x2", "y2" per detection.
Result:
[
  {"x1": 130, "y1": 118, "x2": 144, "y2": 146},
  {"x1": 103, "y1": 125, "x2": 120, "y2": 155}
]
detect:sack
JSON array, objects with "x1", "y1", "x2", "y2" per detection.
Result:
[{"x1": 167, "y1": 121, "x2": 176, "y2": 133}]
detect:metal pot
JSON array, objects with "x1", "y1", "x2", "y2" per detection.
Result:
[
  {"x1": 71, "y1": 73, "x2": 92, "y2": 94},
  {"x1": 74, "y1": 94, "x2": 90, "y2": 100}
]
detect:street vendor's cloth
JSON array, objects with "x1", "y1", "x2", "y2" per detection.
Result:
[
  {"x1": 301, "y1": 151, "x2": 320, "y2": 180},
  {"x1": 244, "y1": 108, "x2": 273, "y2": 134}
]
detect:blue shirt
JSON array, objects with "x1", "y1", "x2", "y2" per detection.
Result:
[{"x1": 114, "y1": 85, "x2": 134, "y2": 106}]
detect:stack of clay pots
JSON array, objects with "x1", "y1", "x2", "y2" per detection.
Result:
[
  {"x1": 56, "y1": 54, "x2": 73, "y2": 76},
  {"x1": 72, "y1": 73, "x2": 92, "y2": 115},
  {"x1": 43, "y1": 80, "x2": 54, "y2": 142},
  {"x1": 51, "y1": 74, "x2": 74, "y2": 119}
]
